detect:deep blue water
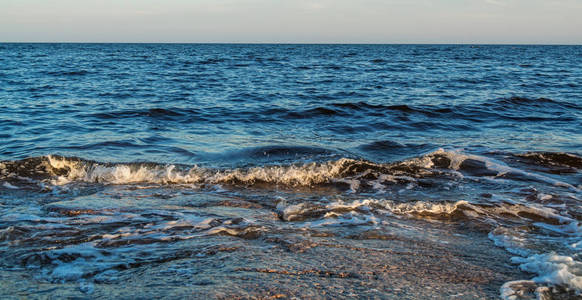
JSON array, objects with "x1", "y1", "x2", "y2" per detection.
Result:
[
  {"x1": 1, "y1": 44, "x2": 581, "y2": 299},
  {"x1": 2, "y1": 44, "x2": 581, "y2": 164}
]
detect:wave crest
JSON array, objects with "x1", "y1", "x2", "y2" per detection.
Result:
[{"x1": 0, "y1": 149, "x2": 578, "y2": 191}]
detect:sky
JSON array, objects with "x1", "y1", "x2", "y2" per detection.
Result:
[{"x1": 1, "y1": 0, "x2": 581, "y2": 44}]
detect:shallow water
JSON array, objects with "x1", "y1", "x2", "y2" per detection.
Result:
[{"x1": 1, "y1": 44, "x2": 581, "y2": 299}]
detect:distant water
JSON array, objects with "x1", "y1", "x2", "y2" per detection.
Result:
[{"x1": 1, "y1": 44, "x2": 581, "y2": 299}]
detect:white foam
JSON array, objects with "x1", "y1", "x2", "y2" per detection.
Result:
[
  {"x1": 276, "y1": 198, "x2": 473, "y2": 226},
  {"x1": 209, "y1": 158, "x2": 355, "y2": 186},
  {"x1": 326, "y1": 199, "x2": 469, "y2": 216},
  {"x1": 45, "y1": 155, "x2": 362, "y2": 186},
  {"x1": 540, "y1": 194, "x2": 553, "y2": 201},
  {"x1": 33, "y1": 243, "x2": 116, "y2": 283},
  {"x1": 307, "y1": 211, "x2": 379, "y2": 227},
  {"x1": 533, "y1": 221, "x2": 581, "y2": 236},
  {"x1": 382, "y1": 200, "x2": 469, "y2": 215},
  {"x1": 277, "y1": 202, "x2": 307, "y2": 221},
  {"x1": 500, "y1": 280, "x2": 543, "y2": 300},
  {"x1": 2, "y1": 182, "x2": 19, "y2": 189},
  {"x1": 50, "y1": 263, "x2": 86, "y2": 282},
  {"x1": 488, "y1": 229, "x2": 531, "y2": 256},
  {"x1": 335, "y1": 178, "x2": 360, "y2": 192},
  {"x1": 512, "y1": 253, "x2": 582, "y2": 292},
  {"x1": 39, "y1": 150, "x2": 495, "y2": 188},
  {"x1": 570, "y1": 242, "x2": 582, "y2": 251}
]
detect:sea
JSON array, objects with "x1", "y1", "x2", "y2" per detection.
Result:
[{"x1": 0, "y1": 44, "x2": 581, "y2": 299}]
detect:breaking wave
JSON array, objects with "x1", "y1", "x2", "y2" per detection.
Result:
[{"x1": 1, "y1": 149, "x2": 579, "y2": 191}]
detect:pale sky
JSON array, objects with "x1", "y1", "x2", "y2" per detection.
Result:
[{"x1": 1, "y1": 0, "x2": 581, "y2": 44}]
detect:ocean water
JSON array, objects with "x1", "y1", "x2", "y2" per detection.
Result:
[{"x1": 1, "y1": 44, "x2": 581, "y2": 299}]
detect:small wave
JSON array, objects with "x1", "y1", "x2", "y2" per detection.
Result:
[
  {"x1": 370, "y1": 59, "x2": 387, "y2": 64},
  {"x1": 286, "y1": 107, "x2": 343, "y2": 118},
  {"x1": 89, "y1": 107, "x2": 193, "y2": 120},
  {"x1": 46, "y1": 70, "x2": 90, "y2": 76},
  {"x1": 237, "y1": 145, "x2": 336, "y2": 159},
  {"x1": 0, "y1": 149, "x2": 578, "y2": 192},
  {"x1": 326, "y1": 97, "x2": 580, "y2": 124},
  {"x1": 497, "y1": 96, "x2": 559, "y2": 106},
  {"x1": 280, "y1": 198, "x2": 578, "y2": 228},
  {"x1": 1, "y1": 155, "x2": 358, "y2": 187},
  {"x1": 198, "y1": 58, "x2": 227, "y2": 65},
  {"x1": 491, "y1": 96, "x2": 581, "y2": 110},
  {"x1": 516, "y1": 152, "x2": 582, "y2": 170},
  {"x1": 330, "y1": 102, "x2": 419, "y2": 113},
  {"x1": 358, "y1": 141, "x2": 434, "y2": 158}
]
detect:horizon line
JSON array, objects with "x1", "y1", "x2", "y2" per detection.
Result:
[{"x1": 2, "y1": 41, "x2": 581, "y2": 46}]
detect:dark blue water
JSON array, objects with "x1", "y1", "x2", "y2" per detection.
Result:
[{"x1": 1, "y1": 44, "x2": 581, "y2": 299}]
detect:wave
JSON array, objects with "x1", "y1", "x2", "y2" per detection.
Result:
[
  {"x1": 72, "y1": 96, "x2": 581, "y2": 127},
  {"x1": 277, "y1": 198, "x2": 579, "y2": 231},
  {"x1": 0, "y1": 155, "x2": 373, "y2": 187},
  {"x1": 516, "y1": 152, "x2": 582, "y2": 169},
  {"x1": 252, "y1": 96, "x2": 579, "y2": 125},
  {"x1": 230, "y1": 145, "x2": 337, "y2": 161},
  {"x1": 87, "y1": 107, "x2": 194, "y2": 120},
  {"x1": 45, "y1": 70, "x2": 90, "y2": 76},
  {"x1": 492, "y1": 96, "x2": 581, "y2": 110},
  {"x1": 1, "y1": 149, "x2": 579, "y2": 190}
]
